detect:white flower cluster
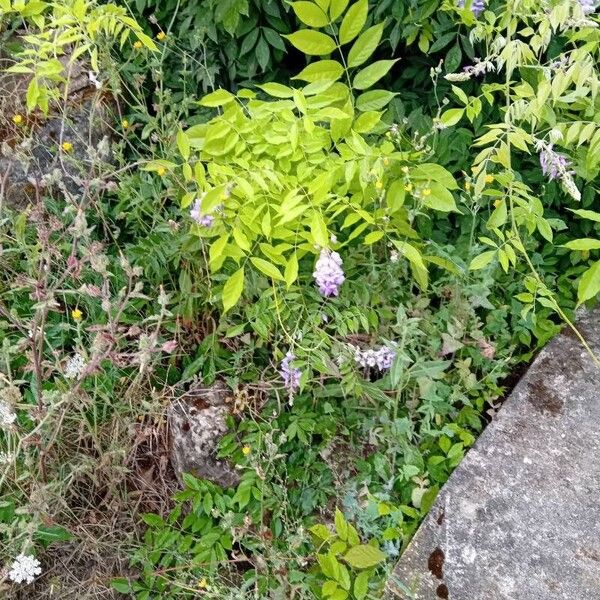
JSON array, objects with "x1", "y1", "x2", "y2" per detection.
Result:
[
  {"x1": 8, "y1": 554, "x2": 42, "y2": 585},
  {"x1": 0, "y1": 451, "x2": 14, "y2": 466},
  {"x1": 350, "y1": 344, "x2": 397, "y2": 371},
  {"x1": 0, "y1": 400, "x2": 16, "y2": 428},
  {"x1": 64, "y1": 353, "x2": 87, "y2": 380}
]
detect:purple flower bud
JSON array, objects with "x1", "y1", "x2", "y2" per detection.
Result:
[
  {"x1": 313, "y1": 249, "x2": 345, "y2": 297},
  {"x1": 279, "y1": 351, "x2": 301, "y2": 394},
  {"x1": 190, "y1": 197, "x2": 214, "y2": 227}
]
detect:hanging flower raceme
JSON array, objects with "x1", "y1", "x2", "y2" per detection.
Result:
[
  {"x1": 539, "y1": 144, "x2": 570, "y2": 181},
  {"x1": 279, "y1": 351, "x2": 301, "y2": 394},
  {"x1": 190, "y1": 195, "x2": 214, "y2": 228},
  {"x1": 313, "y1": 249, "x2": 345, "y2": 297},
  {"x1": 536, "y1": 141, "x2": 581, "y2": 201},
  {"x1": 445, "y1": 59, "x2": 495, "y2": 82}
]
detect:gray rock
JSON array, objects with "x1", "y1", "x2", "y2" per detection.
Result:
[
  {"x1": 1, "y1": 52, "x2": 113, "y2": 209},
  {"x1": 167, "y1": 382, "x2": 240, "y2": 489},
  {"x1": 386, "y1": 307, "x2": 600, "y2": 600}
]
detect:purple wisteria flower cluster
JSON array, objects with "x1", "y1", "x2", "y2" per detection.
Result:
[
  {"x1": 313, "y1": 249, "x2": 345, "y2": 297},
  {"x1": 579, "y1": 0, "x2": 598, "y2": 15},
  {"x1": 539, "y1": 144, "x2": 570, "y2": 181},
  {"x1": 190, "y1": 194, "x2": 214, "y2": 227},
  {"x1": 457, "y1": 0, "x2": 486, "y2": 17},
  {"x1": 351, "y1": 344, "x2": 397, "y2": 371},
  {"x1": 279, "y1": 351, "x2": 301, "y2": 394},
  {"x1": 536, "y1": 141, "x2": 581, "y2": 201}
]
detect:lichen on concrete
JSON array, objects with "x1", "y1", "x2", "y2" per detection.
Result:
[{"x1": 386, "y1": 307, "x2": 600, "y2": 600}]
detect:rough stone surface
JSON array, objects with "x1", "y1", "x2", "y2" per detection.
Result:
[
  {"x1": 1, "y1": 52, "x2": 112, "y2": 208},
  {"x1": 167, "y1": 382, "x2": 240, "y2": 489},
  {"x1": 386, "y1": 308, "x2": 600, "y2": 600}
]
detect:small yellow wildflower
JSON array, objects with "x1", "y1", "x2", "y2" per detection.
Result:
[
  {"x1": 485, "y1": 174, "x2": 494, "y2": 184},
  {"x1": 404, "y1": 183, "x2": 413, "y2": 192},
  {"x1": 122, "y1": 119, "x2": 129, "y2": 129},
  {"x1": 383, "y1": 158, "x2": 389, "y2": 166},
  {"x1": 422, "y1": 188, "x2": 432, "y2": 197},
  {"x1": 465, "y1": 181, "x2": 471, "y2": 191},
  {"x1": 12, "y1": 114, "x2": 23, "y2": 125},
  {"x1": 71, "y1": 308, "x2": 82, "y2": 321},
  {"x1": 133, "y1": 40, "x2": 143, "y2": 49},
  {"x1": 493, "y1": 199, "x2": 502, "y2": 208},
  {"x1": 157, "y1": 167, "x2": 166, "y2": 177},
  {"x1": 197, "y1": 578, "x2": 208, "y2": 589},
  {"x1": 242, "y1": 446, "x2": 251, "y2": 456},
  {"x1": 156, "y1": 31, "x2": 166, "y2": 41},
  {"x1": 375, "y1": 181, "x2": 383, "y2": 190},
  {"x1": 61, "y1": 141, "x2": 73, "y2": 152}
]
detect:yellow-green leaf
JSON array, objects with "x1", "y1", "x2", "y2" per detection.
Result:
[
  {"x1": 469, "y1": 250, "x2": 496, "y2": 270},
  {"x1": 257, "y1": 82, "x2": 294, "y2": 98},
  {"x1": 329, "y1": 0, "x2": 349, "y2": 20},
  {"x1": 353, "y1": 110, "x2": 381, "y2": 133},
  {"x1": 386, "y1": 180, "x2": 405, "y2": 211},
  {"x1": 568, "y1": 209, "x2": 600, "y2": 223},
  {"x1": 290, "y1": 1, "x2": 330, "y2": 27},
  {"x1": 577, "y1": 260, "x2": 600, "y2": 304},
  {"x1": 352, "y1": 59, "x2": 398, "y2": 90},
  {"x1": 355, "y1": 89, "x2": 397, "y2": 111},
  {"x1": 343, "y1": 544, "x2": 386, "y2": 569},
  {"x1": 250, "y1": 257, "x2": 285, "y2": 281},
  {"x1": 347, "y1": 22, "x2": 384, "y2": 67},
  {"x1": 233, "y1": 228, "x2": 251, "y2": 252},
  {"x1": 422, "y1": 182, "x2": 457, "y2": 212},
  {"x1": 26, "y1": 78, "x2": 39, "y2": 111},
  {"x1": 339, "y1": 0, "x2": 368, "y2": 45},
  {"x1": 222, "y1": 267, "x2": 244, "y2": 313},
  {"x1": 311, "y1": 212, "x2": 329, "y2": 246},
  {"x1": 176, "y1": 129, "x2": 190, "y2": 160},
  {"x1": 487, "y1": 200, "x2": 507, "y2": 229},
  {"x1": 440, "y1": 108, "x2": 464, "y2": 127},
  {"x1": 364, "y1": 230, "x2": 384, "y2": 244},
  {"x1": 199, "y1": 88, "x2": 235, "y2": 107},
  {"x1": 292, "y1": 60, "x2": 344, "y2": 82},
  {"x1": 284, "y1": 30, "x2": 336, "y2": 55},
  {"x1": 354, "y1": 571, "x2": 369, "y2": 600},
  {"x1": 284, "y1": 254, "x2": 299, "y2": 288},
  {"x1": 563, "y1": 238, "x2": 600, "y2": 251}
]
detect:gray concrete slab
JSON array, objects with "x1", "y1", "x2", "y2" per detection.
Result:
[{"x1": 386, "y1": 308, "x2": 600, "y2": 600}]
